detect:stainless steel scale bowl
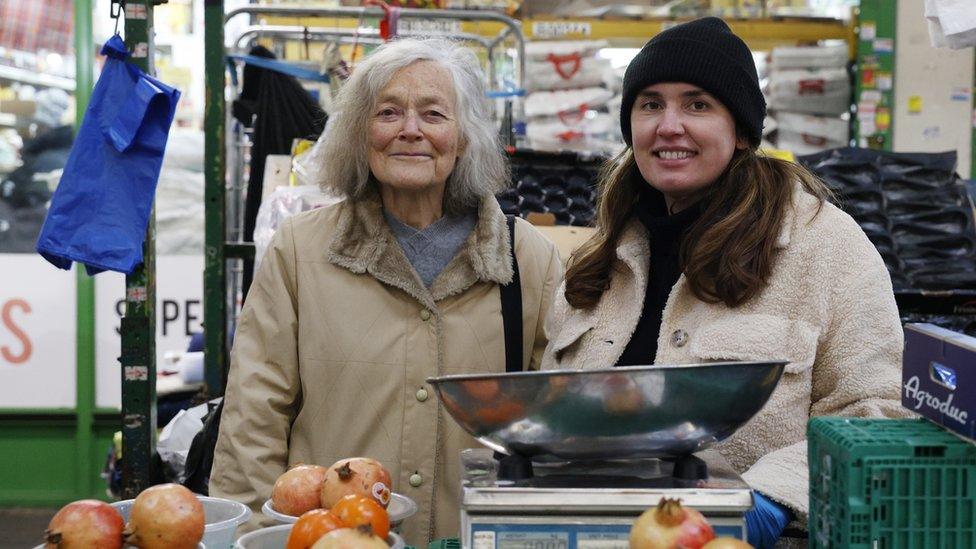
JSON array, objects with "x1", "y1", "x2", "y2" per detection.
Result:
[
  {"x1": 427, "y1": 360, "x2": 786, "y2": 460},
  {"x1": 428, "y1": 361, "x2": 787, "y2": 548}
]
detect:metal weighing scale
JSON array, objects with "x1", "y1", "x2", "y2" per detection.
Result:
[
  {"x1": 459, "y1": 451, "x2": 753, "y2": 549},
  {"x1": 426, "y1": 362, "x2": 787, "y2": 549}
]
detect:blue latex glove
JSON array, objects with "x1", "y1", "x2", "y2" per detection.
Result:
[{"x1": 745, "y1": 491, "x2": 792, "y2": 549}]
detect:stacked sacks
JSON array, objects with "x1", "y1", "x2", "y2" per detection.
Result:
[
  {"x1": 523, "y1": 40, "x2": 618, "y2": 154},
  {"x1": 768, "y1": 43, "x2": 851, "y2": 155}
]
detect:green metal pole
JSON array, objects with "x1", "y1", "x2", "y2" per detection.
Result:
[
  {"x1": 204, "y1": 0, "x2": 227, "y2": 397},
  {"x1": 121, "y1": 0, "x2": 157, "y2": 498},
  {"x1": 74, "y1": 0, "x2": 96, "y2": 501}
]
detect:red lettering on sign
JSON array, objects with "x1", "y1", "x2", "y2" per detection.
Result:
[{"x1": 2, "y1": 299, "x2": 32, "y2": 364}]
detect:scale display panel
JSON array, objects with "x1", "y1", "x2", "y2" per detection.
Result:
[{"x1": 469, "y1": 521, "x2": 745, "y2": 549}]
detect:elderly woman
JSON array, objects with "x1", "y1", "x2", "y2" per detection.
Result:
[
  {"x1": 211, "y1": 39, "x2": 562, "y2": 544},
  {"x1": 542, "y1": 18, "x2": 908, "y2": 548}
]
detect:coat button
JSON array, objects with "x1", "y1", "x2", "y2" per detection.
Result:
[
  {"x1": 671, "y1": 329, "x2": 689, "y2": 347},
  {"x1": 415, "y1": 388, "x2": 429, "y2": 402},
  {"x1": 420, "y1": 309, "x2": 431, "y2": 321},
  {"x1": 409, "y1": 473, "x2": 423, "y2": 487}
]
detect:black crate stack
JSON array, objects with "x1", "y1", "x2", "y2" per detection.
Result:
[
  {"x1": 799, "y1": 148, "x2": 976, "y2": 335},
  {"x1": 496, "y1": 150, "x2": 604, "y2": 227}
]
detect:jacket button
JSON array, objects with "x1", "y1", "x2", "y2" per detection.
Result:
[
  {"x1": 409, "y1": 473, "x2": 423, "y2": 487},
  {"x1": 420, "y1": 309, "x2": 431, "y2": 321},
  {"x1": 415, "y1": 388, "x2": 429, "y2": 402},
  {"x1": 671, "y1": 329, "x2": 689, "y2": 347}
]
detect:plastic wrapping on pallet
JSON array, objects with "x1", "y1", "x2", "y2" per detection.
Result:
[
  {"x1": 524, "y1": 39, "x2": 609, "y2": 60},
  {"x1": 774, "y1": 112, "x2": 849, "y2": 155},
  {"x1": 524, "y1": 87, "x2": 615, "y2": 118},
  {"x1": 769, "y1": 68, "x2": 851, "y2": 115},
  {"x1": 770, "y1": 43, "x2": 848, "y2": 70},
  {"x1": 525, "y1": 55, "x2": 610, "y2": 92},
  {"x1": 525, "y1": 112, "x2": 617, "y2": 154}
]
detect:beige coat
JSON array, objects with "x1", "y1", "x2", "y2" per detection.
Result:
[
  {"x1": 212, "y1": 194, "x2": 562, "y2": 545},
  {"x1": 542, "y1": 185, "x2": 910, "y2": 536}
]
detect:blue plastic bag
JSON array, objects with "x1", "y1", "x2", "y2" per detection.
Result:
[{"x1": 36, "y1": 34, "x2": 180, "y2": 275}]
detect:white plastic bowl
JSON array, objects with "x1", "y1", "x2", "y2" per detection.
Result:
[
  {"x1": 235, "y1": 524, "x2": 406, "y2": 549},
  {"x1": 262, "y1": 492, "x2": 418, "y2": 528},
  {"x1": 34, "y1": 496, "x2": 236, "y2": 549},
  {"x1": 35, "y1": 542, "x2": 205, "y2": 549},
  {"x1": 111, "y1": 495, "x2": 251, "y2": 549}
]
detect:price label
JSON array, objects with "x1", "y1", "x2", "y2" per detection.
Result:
[
  {"x1": 400, "y1": 19, "x2": 462, "y2": 34},
  {"x1": 531, "y1": 21, "x2": 592, "y2": 39},
  {"x1": 577, "y1": 532, "x2": 629, "y2": 549},
  {"x1": 473, "y1": 531, "x2": 496, "y2": 549}
]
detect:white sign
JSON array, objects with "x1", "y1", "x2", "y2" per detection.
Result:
[
  {"x1": 95, "y1": 255, "x2": 205, "y2": 408},
  {"x1": 531, "y1": 21, "x2": 592, "y2": 39},
  {"x1": 0, "y1": 255, "x2": 77, "y2": 408},
  {"x1": 399, "y1": 19, "x2": 462, "y2": 35}
]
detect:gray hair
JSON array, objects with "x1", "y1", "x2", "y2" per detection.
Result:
[{"x1": 305, "y1": 38, "x2": 509, "y2": 214}]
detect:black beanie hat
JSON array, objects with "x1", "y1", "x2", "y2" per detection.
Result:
[{"x1": 620, "y1": 17, "x2": 766, "y2": 148}]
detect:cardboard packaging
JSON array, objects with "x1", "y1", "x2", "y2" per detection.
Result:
[{"x1": 903, "y1": 323, "x2": 975, "y2": 441}]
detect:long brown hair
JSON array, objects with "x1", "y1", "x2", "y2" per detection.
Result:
[{"x1": 564, "y1": 146, "x2": 831, "y2": 309}]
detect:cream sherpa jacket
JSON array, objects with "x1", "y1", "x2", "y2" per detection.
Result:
[{"x1": 541, "y1": 184, "x2": 910, "y2": 535}]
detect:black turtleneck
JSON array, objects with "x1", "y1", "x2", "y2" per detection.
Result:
[{"x1": 616, "y1": 184, "x2": 702, "y2": 366}]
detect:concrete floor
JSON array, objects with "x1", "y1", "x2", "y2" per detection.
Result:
[{"x1": 0, "y1": 508, "x2": 58, "y2": 549}]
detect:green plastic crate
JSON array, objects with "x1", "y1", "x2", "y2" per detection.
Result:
[
  {"x1": 808, "y1": 417, "x2": 976, "y2": 549},
  {"x1": 428, "y1": 538, "x2": 460, "y2": 549}
]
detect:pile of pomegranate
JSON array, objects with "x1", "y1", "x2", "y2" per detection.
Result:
[
  {"x1": 42, "y1": 483, "x2": 204, "y2": 549},
  {"x1": 122, "y1": 484, "x2": 204, "y2": 549},
  {"x1": 43, "y1": 500, "x2": 124, "y2": 549},
  {"x1": 272, "y1": 457, "x2": 392, "y2": 517},
  {"x1": 629, "y1": 498, "x2": 753, "y2": 549},
  {"x1": 272, "y1": 457, "x2": 394, "y2": 549}
]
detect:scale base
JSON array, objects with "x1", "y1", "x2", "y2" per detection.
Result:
[{"x1": 460, "y1": 450, "x2": 752, "y2": 549}]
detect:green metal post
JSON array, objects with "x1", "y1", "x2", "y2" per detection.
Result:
[
  {"x1": 121, "y1": 0, "x2": 157, "y2": 498},
  {"x1": 74, "y1": 0, "x2": 96, "y2": 500},
  {"x1": 204, "y1": 0, "x2": 227, "y2": 397}
]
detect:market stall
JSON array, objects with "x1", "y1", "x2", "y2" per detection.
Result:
[{"x1": 3, "y1": 1, "x2": 976, "y2": 548}]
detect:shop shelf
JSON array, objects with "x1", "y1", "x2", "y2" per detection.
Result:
[{"x1": 808, "y1": 417, "x2": 976, "y2": 549}]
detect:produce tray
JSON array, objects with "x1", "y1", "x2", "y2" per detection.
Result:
[{"x1": 808, "y1": 417, "x2": 976, "y2": 549}]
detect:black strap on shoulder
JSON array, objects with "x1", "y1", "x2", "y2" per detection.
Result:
[{"x1": 501, "y1": 215, "x2": 523, "y2": 373}]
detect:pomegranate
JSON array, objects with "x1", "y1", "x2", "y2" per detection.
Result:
[
  {"x1": 321, "y1": 458, "x2": 392, "y2": 509},
  {"x1": 629, "y1": 498, "x2": 715, "y2": 549},
  {"x1": 122, "y1": 483, "x2": 205, "y2": 549},
  {"x1": 461, "y1": 379, "x2": 501, "y2": 401},
  {"x1": 310, "y1": 525, "x2": 388, "y2": 549},
  {"x1": 43, "y1": 499, "x2": 124, "y2": 549},
  {"x1": 331, "y1": 494, "x2": 391, "y2": 540},
  {"x1": 286, "y1": 509, "x2": 346, "y2": 549},
  {"x1": 273, "y1": 464, "x2": 329, "y2": 516},
  {"x1": 702, "y1": 538, "x2": 754, "y2": 549}
]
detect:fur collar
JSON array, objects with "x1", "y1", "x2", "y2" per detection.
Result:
[{"x1": 326, "y1": 192, "x2": 513, "y2": 310}]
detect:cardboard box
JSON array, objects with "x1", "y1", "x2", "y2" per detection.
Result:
[
  {"x1": 533, "y1": 225, "x2": 595, "y2": 262},
  {"x1": 903, "y1": 323, "x2": 975, "y2": 441}
]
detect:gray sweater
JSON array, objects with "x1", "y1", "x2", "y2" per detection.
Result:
[{"x1": 384, "y1": 209, "x2": 478, "y2": 288}]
